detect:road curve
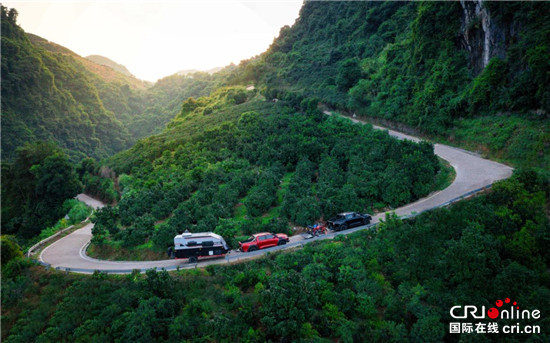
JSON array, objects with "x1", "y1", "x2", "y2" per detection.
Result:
[
  {"x1": 39, "y1": 115, "x2": 513, "y2": 273},
  {"x1": 75, "y1": 194, "x2": 105, "y2": 210}
]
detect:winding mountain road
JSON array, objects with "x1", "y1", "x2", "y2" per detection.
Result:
[{"x1": 39, "y1": 115, "x2": 513, "y2": 273}]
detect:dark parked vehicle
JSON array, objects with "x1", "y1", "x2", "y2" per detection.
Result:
[{"x1": 327, "y1": 212, "x2": 372, "y2": 231}]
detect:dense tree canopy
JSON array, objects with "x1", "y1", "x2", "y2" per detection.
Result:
[
  {"x1": 92, "y1": 88, "x2": 441, "y2": 252},
  {"x1": 1, "y1": 1, "x2": 549, "y2": 342},
  {"x1": 2, "y1": 173, "x2": 548, "y2": 342},
  {"x1": 1, "y1": 6, "x2": 132, "y2": 161},
  {"x1": 1, "y1": 142, "x2": 82, "y2": 239},
  {"x1": 227, "y1": 1, "x2": 549, "y2": 171}
]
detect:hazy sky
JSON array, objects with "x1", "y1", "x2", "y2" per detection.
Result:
[{"x1": 5, "y1": 1, "x2": 303, "y2": 81}]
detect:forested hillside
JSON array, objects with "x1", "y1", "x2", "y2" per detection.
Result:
[
  {"x1": 27, "y1": 35, "x2": 230, "y2": 143},
  {"x1": 91, "y1": 87, "x2": 442, "y2": 257},
  {"x1": 27, "y1": 33, "x2": 148, "y2": 91},
  {"x1": 2, "y1": 1, "x2": 549, "y2": 342},
  {"x1": 0, "y1": 6, "x2": 229, "y2": 243},
  {"x1": 3, "y1": 173, "x2": 548, "y2": 342},
  {"x1": 6, "y1": 2, "x2": 547, "y2": 168},
  {"x1": 124, "y1": 70, "x2": 229, "y2": 139},
  {"x1": 2, "y1": 7, "x2": 230, "y2": 161},
  {"x1": 2, "y1": 6, "x2": 134, "y2": 242},
  {"x1": 232, "y1": 1, "x2": 549, "y2": 171},
  {"x1": 1, "y1": 7, "x2": 132, "y2": 161}
]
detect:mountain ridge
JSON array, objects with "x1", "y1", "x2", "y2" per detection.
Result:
[
  {"x1": 234, "y1": 0, "x2": 549, "y2": 171},
  {"x1": 2, "y1": 3, "x2": 549, "y2": 342},
  {"x1": 2, "y1": 12, "x2": 230, "y2": 160},
  {"x1": 26, "y1": 33, "x2": 149, "y2": 90},
  {"x1": 1, "y1": 10, "x2": 132, "y2": 161},
  {"x1": 86, "y1": 54, "x2": 135, "y2": 78}
]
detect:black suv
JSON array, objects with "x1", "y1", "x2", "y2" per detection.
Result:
[{"x1": 327, "y1": 212, "x2": 372, "y2": 231}]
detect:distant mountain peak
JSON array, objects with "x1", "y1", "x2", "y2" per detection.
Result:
[
  {"x1": 176, "y1": 66, "x2": 223, "y2": 76},
  {"x1": 26, "y1": 33, "x2": 147, "y2": 89},
  {"x1": 85, "y1": 55, "x2": 134, "y2": 77}
]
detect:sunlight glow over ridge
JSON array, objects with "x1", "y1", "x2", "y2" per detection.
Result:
[{"x1": 4, "y1": 1, "x2": 303, "y2": 81}]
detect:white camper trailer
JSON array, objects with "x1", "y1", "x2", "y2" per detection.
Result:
[{"x1": 173, "y1": 232, "x2": 230, "y2": 263}]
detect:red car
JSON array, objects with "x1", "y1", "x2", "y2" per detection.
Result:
[{"x1": 238, "y1": 232, "x2": 290, "y2": 252}]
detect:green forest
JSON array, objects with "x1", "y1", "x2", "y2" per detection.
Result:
[
  {"x1": 1, "y1": 142, "x2": 82, "y2": 239},
  {"x1": 1, "y1": 1, "x2": 549, "y2": 342},
  {"x1": 1, "y1": 6, "x2": 230, "y2": 162},
  {"x1": 230, "y1": 1, "x2": 549, "y2": 172},
  {"x1": 1, "y1": 6, "x2": 230, "y2": 243},
  {"x1": 1, "y1": 8, "x2": 129, "y2": 161},
  {"x1": 90, "y1": 87, "x2": 441, "y2": 257},
  {"x1": 3, "y1": 173, "x2": 549, "y2": 342}
]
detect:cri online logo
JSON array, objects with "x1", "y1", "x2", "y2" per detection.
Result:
[
  {"x1": 488, "y1": 298, "x2": 518, "y2": 319},
  {"x1": 450, "y1": 298, "x2": 541, "y2": 320}
]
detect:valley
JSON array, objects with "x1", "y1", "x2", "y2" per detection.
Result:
[
  {"x1": 38, "y1": 113, "x2": 513, "y2": 273},
  {"x1": 1, "y1": 2, "x2": 548, "y2": 342}
]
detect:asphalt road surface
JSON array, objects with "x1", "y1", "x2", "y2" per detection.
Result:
[{"x1": 40, "y1": 115, "x2": 513, "y2": 273}]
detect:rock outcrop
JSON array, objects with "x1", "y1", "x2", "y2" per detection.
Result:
[{"x1": 460, "y1": 0, "x2": 517, "y2": 75}]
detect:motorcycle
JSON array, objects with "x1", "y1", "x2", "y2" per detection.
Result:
[{"x1": 305, "y1": 223, "x2": 328, "y2": 237}]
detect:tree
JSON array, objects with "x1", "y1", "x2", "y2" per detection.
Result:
[
  {"x1": 2, "y1": 141, "x2": 82, "y2": 238},
  {"x1": 112, "y1": 296, "x2": 176, "y2": 342},
  {"x1": 152, "y1": 222, "x2": 179, "y2": 249},
  {"x1": 92, "y1": 206, "x2": 120, "y2": 237},
  {"x1": 76, "y1": 157, "x2": 98, "y2": 178},
  {"x1": 214, "y1": 218, "x2": 239, "y2": 249},
  {"x1": 260, "y1": 270, "x2": 320, "y2": 340},
  {"x1": 409, "y1": 315, "x2": 445, "y2": 343},
  {"x1": 32, "y1": 152, "x2": 82, "y2": 205},
  {"x1": 336, "y1": 58, "x2": 362, "y2": 90},
  {"x1": 1, "y1": 235, "x2": 22, "y2": 265}
]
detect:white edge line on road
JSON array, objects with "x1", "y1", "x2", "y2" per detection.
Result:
[{"x1": 37, "y1": 111, "x2": 514, "y2": 274}]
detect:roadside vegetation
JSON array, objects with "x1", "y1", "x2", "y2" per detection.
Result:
[
  {"x1": 27, "y1": 200, "x2": 91, "y2": 249},
  {"x1": 2, "y1": 172, "x2": 548, "y2": 342},
  {"x1": 445, "y1": 115, "x2": 549, "y2": 175},
  {"x1": 1, "y1": 1, "x2": 549, "y2": 342},
  {"x1": 432, "y1": 157, "x2": 456, "y2": 193},
  {"x1": 1, "y1": 142, "x2": 82, "y2": 241},
  {"x1": 229, "y1": 1, "x2": 549, "y2": 173},
  {"x1": 88, "y1": 87, "x2": 443, "y2": 259}
]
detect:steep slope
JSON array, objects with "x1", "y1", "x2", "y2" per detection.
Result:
[
  {"x1": 27, "y1": 34, "x2": 147, "y2": 90},
  {"x1": 3, "y1": 10, "x2": 228, "y2": 158},
  {"x1": 92, "y1": 85, "x2": 444, "y2": 256},
  {"x1": 258, "y1": 1, "x2": 549, "y2": 117},
  {"x1": 1, "y1": 7, "x2": 131, "y2": 160},
  {"x1": 25, "y1": 32, "x2": 150, "y2": 135},
  {"x1": 26, "y1": 31, "x2": 227, "y2": 142},
  {"x1": 235, "y1": 1, "x2": 549, "y2": 170},
  {"x1": 124, "y1": 70, "x2": 229, "y2": 139}
]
